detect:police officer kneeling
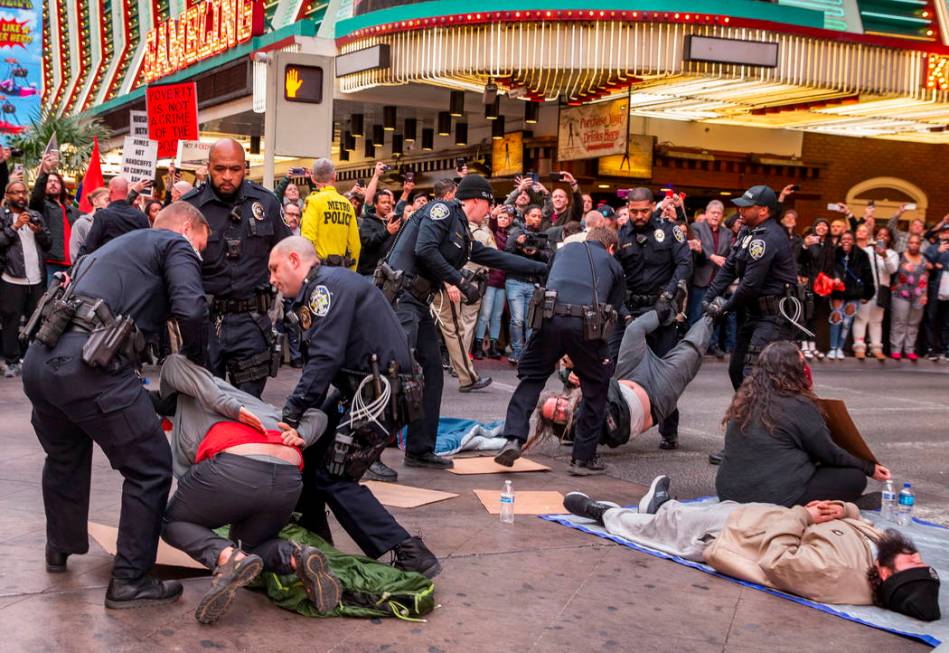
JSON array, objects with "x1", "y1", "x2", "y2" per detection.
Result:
[
  {"x1": 496, "y1": 227, "x2": 625, "y2": 476},
  {"x1": 271, "y1": 237, "x2": 440, "y2": 578},
  {"x1": 22, "y1": 202, "x2": 210, "y2": 608}
]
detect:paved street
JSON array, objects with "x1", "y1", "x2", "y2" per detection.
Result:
[{"x1": 0, "y1": 354, "x2": 944, "y2": 651}]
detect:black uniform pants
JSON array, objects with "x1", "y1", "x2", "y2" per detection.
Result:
[
  {"x1": 296, "y1": 394, "x2": 409, "y2": 559},
  {"x1": 162, "y1": 453, "x2": 301, "y2": 573},
  {"x1": 22, "y1": 334, "x2": 173, "y2": 579},
  {"x1": 608, "y1": 309, "x2": 680, "y2": 440},
  {"x1": 0, "y1": 279, "x2": 43, "y2": 363},
  {"x1": 394, "y1": 295, "x2": 442, "y2": 457},
  {"x1": 729, "y1": 313, "x2": 796, "y2": 390},
  {"x1": 207, "y1": 311, "x2": 271, "y2": 398},
  {"x1": 504, "y1": 316, "x2": 612, "y2": 462}
]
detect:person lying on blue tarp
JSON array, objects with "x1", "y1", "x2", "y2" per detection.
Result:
[{"x1": 564, "y1": 476, "x2": 941, "y2": 622}]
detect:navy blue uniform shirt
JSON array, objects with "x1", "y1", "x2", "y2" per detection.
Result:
[
  {"x1": 79, "y1": 199, "x2": 150, "y2": 255},
  {"x1": 284, "y1": 265, "x2": 414, "y2": 421},
  {"x1": 707, "y1": 217, "x2": 798, "y2": 311},
  {"x1": 546, "y1": 241, "x2": 625, "y2": 308},
  {"x1": 616, "y1": 217, "x2": 692, "y2": 297},
  {"x1": 182, "y1": 180, "x2": 290, "y2": 300}
]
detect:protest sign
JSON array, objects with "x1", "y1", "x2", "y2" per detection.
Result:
[
  {"x1": 146, "y1": 82, "x2": 198, "y2": 159},
  {"x1": 175, "y1": 139, "x2": 212, "y2": 170},
  {"x1": 120, "y1": 136, "x2": 158, "y2": 183},
  {"x1": 129, "y1": 110, "x2": 149, "y2": 139}
]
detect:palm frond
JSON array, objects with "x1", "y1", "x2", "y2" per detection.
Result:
[{"x1": 8, "y1": 107, "x2": 112, "y2": 179}]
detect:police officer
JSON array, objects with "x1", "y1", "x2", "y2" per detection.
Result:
[
  {"x1": 385, "y1": 174, "x2": 547, "y2": 469},
  {"x1": 182, "y1": 138, "x2": 290, "y2": 397},
  {"x1": 610, "y1": 186, "x2": 691, "y2": 450},
  {"x1": 495, "y1": 227, "x2": 625, "y2": 475},
  {"x1": 705, "y1": 184, "x2": 799, "y2": 390},
  {"x1": 300, "y1": 157, "x2": 361, "y2": 269},
  {"x1": 270, "y1": 237, "x2": 440, "y2": 578},
  {"x1": 21, "y1": 202, "x2": 209, "y2": 608}
]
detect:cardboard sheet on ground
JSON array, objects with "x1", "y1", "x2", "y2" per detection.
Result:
[
  {"x1": 449, "y1": 456, "x2": 550, "y2": 475},
  {"x1": 88, "y1": 522, "x2": 205, "y2": 570},
  {"x1": 817, "y1": 398, "x2": 879, "y2": 464},
  {"x1": 361, "y1": 481, "x2": 458, "y2": 508},
  {"x1": 541, "y1": 498, "x2": 949, "y2": 647},
  {"x1": 475, "y1": 490, "x2": 565, "y2": 515}
]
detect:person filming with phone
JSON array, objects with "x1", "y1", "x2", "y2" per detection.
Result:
[{"x1": 79, "y1": 175, "x2": 151, "y2": 255}]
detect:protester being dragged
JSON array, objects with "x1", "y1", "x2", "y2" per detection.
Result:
[
  {"x1": 852, "y1": 225, "x2": 898, "y2": 361},
  {"x1": 716, "y1": 341, "x2": 891, "y2": 507},
  {"x1": 0, "y1": 181, "x2": 51, "y2": 377},
  {"x1": 564, "y1": 479, "x2": 941, "y2": 621},
  {"x1": 890, "y1": 234, "x2": 932, "y2": 361},
  {"x1": 827, "y1": 231, "x2": 875, "y2": 360},
  {"x1": 29, "y1": 152, "x2": 79, "y2": 282}
]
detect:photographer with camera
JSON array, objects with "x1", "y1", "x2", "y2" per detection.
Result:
[
  {"x1": 506, "y1": 204, "x2": 554, "y2": 364},
  {"x1": 79, "y1": 176, "x2": 150, "y2": 255},
  {"x1": 0, "y1": 180, "x2": 50, "y2": 377}
]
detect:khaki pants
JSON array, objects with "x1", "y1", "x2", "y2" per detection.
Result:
[
  {"x1": 460, "y1": 300, "x2": 482, "y2": 353},
  {"x1": 432, "y1": 290, "x2": 478, "y2": 385}
]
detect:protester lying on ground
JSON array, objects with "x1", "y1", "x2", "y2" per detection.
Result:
[
  {"x1": 564, "y1": 477, "x2": 941, "y2": 621},
  {"x1": 529, "y1": 301, "x2": 717, "y2": 451},
  {"x1": 155, "y1": 353, "x2": 341, "y2": 625},
  {"x1": 716, "y1": 341, "x2": 891, "y2": 507}
]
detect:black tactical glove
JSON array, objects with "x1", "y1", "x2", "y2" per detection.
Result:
[
  {"x1": 281, "y1": 406, "x2": 301, "y2": 429},
  {"x1": 457, "y1": 278, "x2": 481, "y2": 305},
  {"x1": 655, "y1": 291, "x2": 675, "y2": 326},
  {"x1": 703, "y1": 296, "x2": 728, "y2": 320}
]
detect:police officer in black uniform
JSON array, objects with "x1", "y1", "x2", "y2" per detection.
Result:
[
  {"x1": 704, "y1": 185, "x2": 799, "y2": 465},
  {"x1": 21, "y1": 202, "x2": 210, "y2": 608},
  {"x1": 495, "y1": 227, "x2": 625, "y2": 475},
  {"x1": 270, "y1": 237, "x2": 440, "y2": 578},
  {"x1": 182, "y1": 138, "x2": 290, "y2": 397},
  {"x1": 610, "y1": 186, "x2": 691, "y2": 450},
  {"x1": 383, "y1": 174, "x2": 547, "y2": 469}
]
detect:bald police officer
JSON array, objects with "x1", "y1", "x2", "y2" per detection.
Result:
[
  {"x1": 385, "y1": 175, "x2": 548, "y2": 469},
  {"x1": 182, "y1": 138, "x2": 291, "y2": 397},
  {"x1": 22, "y1": 202, "x2": 210, "y2": 608}
]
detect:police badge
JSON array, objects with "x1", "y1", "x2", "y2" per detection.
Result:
[
  {"x1": 653, "y1": 229, "x2": 665, "y2": 243},
  {"x1": 298, "y1": 306, "x2": 312, "y2": 330},
  {"x1": 430, "y1": 203, "x2": 450, "y2": 221},
  {"x1": 748, "y1": 239, "x2": 767, "y2": 260},
  {"x1": 251, "y1": 201, "x2": 265, "y2": 221},
  {"x1": 309, "y1": 285, "x2": 332, "y2": 317}
]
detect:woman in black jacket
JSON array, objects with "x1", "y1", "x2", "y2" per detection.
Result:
[
  {"x1": 716, "y1": 341, "x2": 890, "y2": 506},
  {"x1": 799, "y1": 219, "x2": 836, "y2": 359},
  {"x1": 828, "y1": 231, "x2": 875, "y2": 359}
]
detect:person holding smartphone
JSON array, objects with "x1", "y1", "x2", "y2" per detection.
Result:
[{"x1": 79, "y1": 175, "x2": 151, "y2": 255}]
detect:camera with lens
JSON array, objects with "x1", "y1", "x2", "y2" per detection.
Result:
[{"x1": 522, "y1": 231, "x2": 549, "y2": 250}]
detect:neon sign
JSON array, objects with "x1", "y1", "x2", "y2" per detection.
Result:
[{"x1": 142, "y1": 0, "x2": 261, "y2": 83}]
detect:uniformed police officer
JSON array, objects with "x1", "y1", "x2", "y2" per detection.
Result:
[
  {"x1": 22, "y1": 202, "x2": 210, "y2": 608},
  {"x1": 182, "y1": 138, "x2": 291, "y2": 397},
  {"x1": 385, "y1": 174, "x2": 547, "y2": 469},
  {"x1": 270, "y1": 237, "x2": 440, "y2": 578},
  {"x1": 704, "y1": 184, "x2": 798, "y2": 390},
  {"x1": 610, "y1": 187, "x2": 692, "y2": 450},
  {"x1": 495, "y1": 227, "x2": 626, "y2": 475},
  {"x1": 300, "y1": 157, "x2": 361, "y2": 270}
]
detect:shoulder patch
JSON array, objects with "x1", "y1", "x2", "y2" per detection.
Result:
[
  {"x1": 653, "y1": 228, "x2": 665, "y2": 243},
  {"x1": 748, "y1": 239, "x2": 767, "y2": 260},
  {"x1": 429, "y1": 202, "x2": 450, "y2": 221},
  {"x1": 673, "y1": 225, "x2": 685, "y2": 243},
  {"x1": 251, "y1": 201, "x2": 265, "y2": 221},
  {"x1": 309, "y1": 285, "x2": 332, "y2": 317}
]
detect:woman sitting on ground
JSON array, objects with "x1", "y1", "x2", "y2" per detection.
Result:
[{"x1": 716, "y1": 341, "x2": 891, "y2": 507}]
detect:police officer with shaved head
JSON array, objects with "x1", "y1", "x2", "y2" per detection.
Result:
[{"x1": 182, "y1": 138, "x2": 291, "y2": 397}]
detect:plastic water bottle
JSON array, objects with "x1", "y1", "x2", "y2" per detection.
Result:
[
  {"x1": 880, "y1": 480, "x2": 897, "y2": 522},
  {"x1": 500, "y1": 480, "x2": 515, "y2": 524},
  {"x1": 896, "y1": 482, "x2": 915, "y2": 527}
]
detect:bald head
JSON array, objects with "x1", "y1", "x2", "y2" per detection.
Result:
[
  {"x1": 584, "y1": 209, "x2": 603, "y2": 230},
  {"x1": 311, "y1": 158, "x2": 335, "y2": 185},
  {"x1": 208, "y1": 138, "x2": 246, "y2": 198},
  {"x1": 109, "y1": 175, "x2": 129, "y2": 201},
  {"x1": 269, "y1": 236, "x2": 318, "y2": 297},
  {"x1": 152, "y1": 201, "x2": 210, "y2": 253},
  {"x1": 171, "y1": 180, "x2": 193, "y2": 202}
]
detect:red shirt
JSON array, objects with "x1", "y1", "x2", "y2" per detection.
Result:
[{"x1": 196, "y1": 421, "x2": 303, "y2": 470}]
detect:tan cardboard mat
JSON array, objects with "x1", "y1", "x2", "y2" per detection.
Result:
[
  {"x1": 361, "y1": 481, "x2": 458, "y2": 508},
  {"x1": 449, "y1": 457, "x2": 550, "y2": 475},
  {"x1": 88, "y1": 521, "x2": 205, "y2": 570},
  {"x1": 474, "y1": 490, "x2": 565, "y2": 515}
]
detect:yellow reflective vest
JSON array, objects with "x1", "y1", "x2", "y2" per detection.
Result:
[{"x1": 301, "y1": 185, "x2": 361, "y2": 270}]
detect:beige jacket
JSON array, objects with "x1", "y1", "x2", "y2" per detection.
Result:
[
  {"x1": 703, "y1": 502, "x2": 883, "y2": 605},
  {"x1": 464, "y1": 221, "x2": 496, "y2": 274}
]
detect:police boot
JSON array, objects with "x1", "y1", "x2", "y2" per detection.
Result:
[
  {"x1": 365, "y1": 460, "x2": 399, "y2": 483},
  {"x1": 568, "y1": 456, "x2": 608, "y2": 476},
  {"x1": 459, "y1": 375, "x2": 492, "y2": 392},
  {"x1": 472, "y1": 339, "x2": 484, "y2": 360},
  {"x1": 487, "y1": 340, "x2": 502, "y2": 359},
  {"x1": 45, "y1": 544, "x2": 69, "y2": 573},
  {"x1": 391, "y1": 536, "x2": 442, "y2": 579},
  {"x1": 493, "y1": 438, "x2": 522, "y2": 467},
  {"x1": 658, "y1": 434, "x2": 678, "y2": 450},
  {"x1": 105, "y1": 576, "x2": 184, "y2": 609},
  {"x1": 404, "y1": 452, "x2": 454, "y2": 469}
]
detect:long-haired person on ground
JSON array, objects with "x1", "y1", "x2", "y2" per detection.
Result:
[{"x1": 716, "y1": 341, "x2": 891, "y2": 507}]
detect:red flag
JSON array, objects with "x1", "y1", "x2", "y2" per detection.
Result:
[{"x1": 78, "y1": 136, "x2": 104, "y2": 214}]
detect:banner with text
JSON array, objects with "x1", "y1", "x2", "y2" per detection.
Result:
[
  {"x1": 146, "y1": 82, "x2": 198, "y2": 159},
  {"x1": 557, "y1": 98, "x2": 629, "y2": 162},
  {"x1": 0, "y1": 0, "x2": 42, "y2": 145},
  {"x1": 175, "y1": 139, "x2": 212, "y2": 170},
  {"x1": 130, "y1": 110, "x2": 149, "y2": 139},
  {"x1": 121, "y1": 137, "x2": 158, "y2": 183}
]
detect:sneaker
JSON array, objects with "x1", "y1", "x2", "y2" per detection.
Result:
[
  {"x1": 638, "y1": 475, "x2": 671, "y2": 514},
  {"x1": 3, "y1": 362, "x2": 20, "y2": 378},
  {"x1": 568, "y1": 456, "x2": 608, "y2": 476},
  {"x1": 891, "y1": 352, "x2": 902, "y2": 361},
  {"x1": 943, "y1": 352, "x2": 949, "y2": 362},
  {"x1": 507, "y1": 355, "x2": 518, "y2": 367},
  {"x1": 563, "y1": 492, "x2": 612, "y2": 524},
  {"x1": 293, "y1": 546, "x2": 341, "y2": 613},
  {"x1": 105, "y1": 576, "x2": 184, "y2": 609},
  {"x1": 814, "y1": 350, "x2": 825, "y2": 360},
  {"x1": 493, "y1": 438, "x2": 522, "y2": 467},
  {"x1": 391, "y1": 536, "x2": 441, "y2": 579},
  {"x1": 854, "y1": 349, "x2": 865, "y2": 360},
  {"x1": 907, "y1": 352, "x2": 918, "y2": 362},
  {"x1": 802, "y1": 346, "x2": 814, "y2": 360},
  {"x1": 873, "y1": 349, "x2": 886, "y2": 362},
  {"x1": 364, "y1": 460, "x2": 398, "y2": 482},
  {"x1": 928, "y1": 350, "x2": 940, "y2": 362},
  {"x1": 458, "y1": 375, "x2": 492, "y2": 392},
  {"x1": 194, "y1": 552, "x2": 263, "y2": 624},
  {"x1": 708, "y1": 449, "x2": 724, "y2": 465},
  {"x1": 404, "y1": 452, "x2": 454, "y2": 469}
]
